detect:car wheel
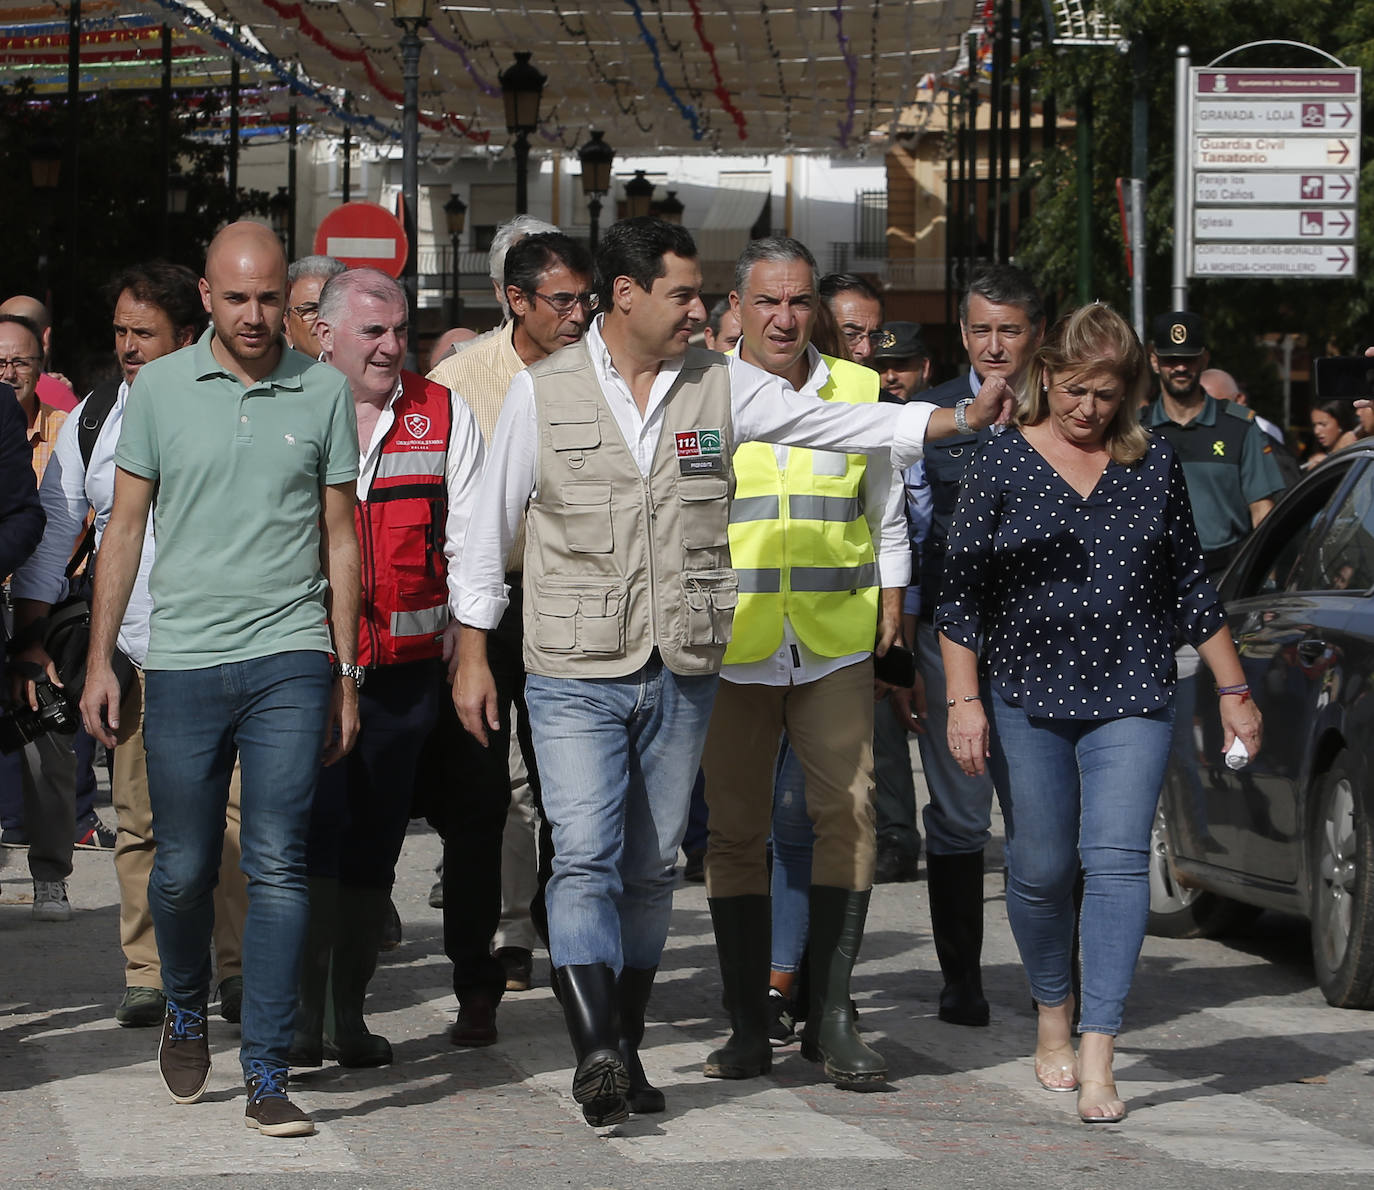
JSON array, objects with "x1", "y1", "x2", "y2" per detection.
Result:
[
  {"x1": 1147, "y1": 802, "x2": 1258, "y2": 939},
  {"x1": 1310, "y1": 755, "x2": 1374, "y2": 1008}
]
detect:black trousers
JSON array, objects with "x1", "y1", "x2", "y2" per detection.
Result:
[{"x1": 430, "y1": 589, "x2": 551, "y2": 1002}]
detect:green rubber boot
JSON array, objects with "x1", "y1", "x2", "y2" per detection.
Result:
[
  {"x1": 800, "y1": 886, "x2": 887, "y2": 1089},
  {"x1": 703, "y1": 895, "x2": 772, "y2": 1079}
]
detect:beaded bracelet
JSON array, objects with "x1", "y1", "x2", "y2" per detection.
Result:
[{"x1": 1217, "y1": 683, "x2": 1251, "y2": 704}]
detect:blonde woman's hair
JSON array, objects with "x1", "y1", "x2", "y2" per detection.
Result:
[{"x1": 1018, "y1": 302, "x2": 1152, "y2": 465}]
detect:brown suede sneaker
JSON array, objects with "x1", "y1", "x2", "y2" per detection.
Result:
[
  {"x1": 244, "y1": 1064, "x2": 315, "y2": 1138},
  {"x1": 158, "y1": 1002, "x2": 211, "y2": 1105}
]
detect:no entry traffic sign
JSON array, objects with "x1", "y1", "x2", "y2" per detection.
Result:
[{"x1": 313, "y1": 202, "x2": 409, "y2": 278}]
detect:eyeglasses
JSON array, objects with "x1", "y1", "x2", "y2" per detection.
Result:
[
  {"x1": 840, "y1": 326, "x2": 880, "y2": 346},
  {"x1": 527, "y1": 290, "x2": 599, "y2": 317},
  {"x1": 0, "y1": 354, "x2": 40, "y2": 374},
  {"x1": 289, "y1": 302, "x2": 320, "y2": 323}
]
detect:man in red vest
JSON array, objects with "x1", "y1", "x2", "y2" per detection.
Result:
[{"x1": 291, "y1": 268, "x2": 486, "y2": 1067}]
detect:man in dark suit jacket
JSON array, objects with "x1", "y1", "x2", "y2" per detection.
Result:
[{"x1": 0, "y1": 381, "x2": 45, "y2": 576}]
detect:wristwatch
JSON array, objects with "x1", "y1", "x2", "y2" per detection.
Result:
[
  {"x1": 954, "y1": 397, "x2": 975, "y2": 435},
  {"x1": 332, "y1": 661, "x2": 366, "y2": 690}
]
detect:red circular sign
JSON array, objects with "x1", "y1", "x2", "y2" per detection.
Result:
[{"x1": 312, "y1": 202, "x2": 409, "y2": 278}]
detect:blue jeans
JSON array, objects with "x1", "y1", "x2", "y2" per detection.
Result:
[
  {"x1": 525, "y1": 656, "x2": 718, "y2": 972},
  {"x1": 143, "y1": 651, "x2": 332, "y2": 1077},
  {"x1": 770, "y1": 738, "x2": 812, "y2": 975},
  {"x1": 986, "y1": 690, "x2": 1173, "y2": 1035}
]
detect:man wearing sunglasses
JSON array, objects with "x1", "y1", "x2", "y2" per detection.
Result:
[
  {"x1": 284, "y1": 255, "x2": 346, "y2": 358},
  {"x1": 426, "y1": 231, "x2": 595, "y2": 1048}
]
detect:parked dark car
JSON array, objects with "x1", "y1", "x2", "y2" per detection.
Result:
[{"x1": 1150, "y1": 442, "x2": 1374, "y2": 1009}]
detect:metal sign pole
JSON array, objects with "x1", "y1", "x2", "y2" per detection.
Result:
[{"x1": 1173, "y1": 46, "x2": 1191, "y2": 312}]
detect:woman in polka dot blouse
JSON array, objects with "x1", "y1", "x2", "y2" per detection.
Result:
[{"x1": 936, "y1": 303, "x2": 1262, "y2": 1124}]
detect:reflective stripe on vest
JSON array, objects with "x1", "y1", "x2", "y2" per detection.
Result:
[
  {"x1": 376, "y1": 449, "x2": 446, "y2": 481},
  {"x1": 390, "y1": 603, "x2": 449, "y2": 638},
  {"x1": 724, "y1": 356, "x2": 879, "y2": 665}
]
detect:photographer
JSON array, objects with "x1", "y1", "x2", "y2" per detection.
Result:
[{"x1": 9, "y1": 263, "x2": 248, "y2": 1027}]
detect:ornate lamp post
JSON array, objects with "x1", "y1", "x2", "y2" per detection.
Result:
[
  {"x1": 268, "y1": 186, "x2": 290, "y2": 242},
  {"x1": 444, "y1": 191, "x2": 467, "y2": 326},
  {"x1": 577, "y1": 130, "x2": 614, "y2": 252},
  {"x1": 623, "y1": 169, "x2": 654, "y2": 219},
  {"x1": 391, "y1": 0, "x2": 430, "y2": 369},
  {"x1": 655, "y1": 189, "x2": 685, "y2": 225},
  {"x1": 499, "y1": 52, "x2": 546, "y2": 216}
]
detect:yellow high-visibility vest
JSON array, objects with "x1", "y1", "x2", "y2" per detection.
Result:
[{"x1": 724, "y1": 355, "x2": 879, "y2": 664}]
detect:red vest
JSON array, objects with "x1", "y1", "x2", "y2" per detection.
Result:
[{"x1": 356, "y1": 372, "x2": 452, "y2": 667}]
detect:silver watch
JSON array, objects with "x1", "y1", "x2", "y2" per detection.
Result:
[
  {"x1": 954, "y1": 397, "x2": 975, "y2": 435},
  {"x1": 332, "y1": 661, "x2": 366, "y2": 690}
]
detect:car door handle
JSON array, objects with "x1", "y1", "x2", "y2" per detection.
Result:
[{"x1": 1296, "y1": 639, "x2": 1327, "y2": 665}]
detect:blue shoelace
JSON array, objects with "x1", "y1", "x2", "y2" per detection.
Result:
[
  {"x1": 247, "y1": 1060, "x2": 289, "y2": 1103},
  {"x1": 166, "y1": 1002, "x2": 205, "y2": 1041}
]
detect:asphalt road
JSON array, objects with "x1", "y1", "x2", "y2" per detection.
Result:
[{"x1": 3, "y1": 774, "x2": 1373, "y2": 1190}]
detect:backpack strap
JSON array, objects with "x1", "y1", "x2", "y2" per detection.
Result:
[{"x1": 78, "y1": 379, "x2": 122, "y2": 470}]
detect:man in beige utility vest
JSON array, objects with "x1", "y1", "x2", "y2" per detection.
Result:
[
  {"x1": 454, "y1": 217, "x2": 1013, "y2": 1129},
  {"x1": 700, "y1": 236, "x2": 909, "y2": 1090},
  {"x1": 425, "y1": 231, "x2": 595, "y2": 1046}
]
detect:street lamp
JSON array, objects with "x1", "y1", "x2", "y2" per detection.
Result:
[
  {"x1": 624, "y1": 169, "x2": 654, "y2": 219},
  {"x1": 444, "y1": 191, "x2": 467, "y2": 326},
  {"x1": 500, "y1": 52, "x2": 546, "y2": 216},
  {"x1": 578, "y1": 130, "x2": 614, "y2": 252},
  {"x1": 655, "y1": 189, "x2": 685, "y2": 225},
  {"x1": 392, "y1": 0, "x2": 430, "y2": 370},
  {"x1": 28, "y1": 138, "x2": 62, "y2": 191},
  {"x1": 167, "y1": 173, "x2": 190, "y2": 215},
  {"x1": 268, "y1": 186, "x2": 290, "y2": 242}
]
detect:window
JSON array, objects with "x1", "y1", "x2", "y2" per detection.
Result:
[
  {"x1": 1299, "y1": 463, "x2": 1374, "y2": 592},
  {"x1": 854, "y1": 189, "x2": 886, "y2": 258},
  {"x1": 1228, "y1": 462, "x2": 1354, "y2": 598}
]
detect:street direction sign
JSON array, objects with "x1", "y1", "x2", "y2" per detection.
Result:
[
  {"x1": 313, "y1": 202, "x2": 408, "y2": 277},
  {"x1": 1187, "y1": 65, "x2": 1360, "y2": 280},
  {"x1": 1194, "y1": 172, "x2": 1357, "y2": 205},
  {"x1": 1194, "y1": 206, "x2": 1355, "y2": 241},
  {"x1": 1194, "y1": 242, "x2": 1354, "y2": 277}
]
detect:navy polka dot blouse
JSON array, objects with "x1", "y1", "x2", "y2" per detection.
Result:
[{"x1": 936, "y1": 429, "x2": 1225, "y2": 721}]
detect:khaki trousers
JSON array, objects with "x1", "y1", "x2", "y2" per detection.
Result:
[
  {"x1": 701, "y1": 659, "x2": 877, "y2": 896},
  {"x1": 112, "y1": 669, "x2": 248, "y2": 988}
]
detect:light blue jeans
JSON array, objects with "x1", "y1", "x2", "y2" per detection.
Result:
[
  {"x1": 143, "y1": 651, "x2": 332, "y2": 1077},
  {"x1": 770, "y1": 739, "x2": 812, "y2": 974},
  {"x1": 985, "y1": 689, "x2": 1174, "y2": 1036},
  {"x1": 525, "y1": 656, "x2": 718, "y2": 972}
]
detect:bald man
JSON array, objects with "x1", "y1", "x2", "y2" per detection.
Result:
[
  {"x1": 82, "y1": 222, "x2": 362, "y2": 1139},
  {"x1": 0, "y1": 295, "x2": 76, "y2": 411}
]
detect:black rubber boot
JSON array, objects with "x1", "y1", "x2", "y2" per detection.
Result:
[
  {"x1": 324, "y1": 885, "x2": 394, "y2": 1068},
  {"x1": 703, "y1": 895, "x2": 772, "y2": 1079},
  {"x1": 800, "y1": 886, "x2": 887, "y2": 1089},
  {"x1": 289, "y1": 876, "x2": 337, "y2": 1067},
  {"x1": 927, "y1": 851, "x2": 990, "y2": 1027},
  {"x1": 619, "y1": 966, "x2": 665, "y2": 1114},
  {"x1": 557, "y1": 963, "x2": 630, "y2": 1127}
]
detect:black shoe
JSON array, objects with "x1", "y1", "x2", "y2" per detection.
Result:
[
  {"x1": 496, "y1": 946, "x2": 533, "y2": 992},
  {"x1": 218, "y1": 976, "x2": 243, "y2": 1024},
  {"x1": 449, "y1": 994, "x2": 498, "y2": 1047},
  {"x1": 873, "y1": 839, "x2": 920, "y2": 884},
  {"x1": 244, "y1": 1063, "x2": 315, "y2": 1137},
  {"x1": 767, "y1": 988, "x2": 796, "y2": 1046},
  {"x1": 557, "y1": 963, "x2": 630, "y2": 1127},
  {"x1": 159, "y1": 1001, "x2": 211, "y2": 1104},
  {"x1": 683, "y1": 850, "x2": 705, "y2": 883},
  {"x1": 116, "y1": 986, "x2": 166, "y2": 1028},
  {"x1": 927, "y1": 852, "x2": 990, "y2": 1027}
]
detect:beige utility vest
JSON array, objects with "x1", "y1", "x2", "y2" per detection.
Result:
[{"x1": 522, "y1": 342, "x2": 740, "y2": 679}]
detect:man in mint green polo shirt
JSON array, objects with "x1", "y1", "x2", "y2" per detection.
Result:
[{"x1": 82, "y1": 222, "x2": 362, "y2": 1139}]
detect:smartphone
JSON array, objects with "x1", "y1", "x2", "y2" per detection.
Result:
[
  {"x1": 873, "y1": 643, "x2": 917, "y2": 688},
  {"x1": 1314, "y1": 355, "x2": 1374, "y2": 400}
]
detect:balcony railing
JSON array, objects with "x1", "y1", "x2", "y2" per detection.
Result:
[{"x1": 826, "y1": 244, "x2": 949, "y2": 294}]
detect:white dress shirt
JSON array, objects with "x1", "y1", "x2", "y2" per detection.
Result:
[
  {"x1": 11, "y1": 381, "x2": 155, "y2": 665},
  {"x1": 456, "y1": 316, "x2": 934, "y2": 631},
  {"x1": 355, "y1": 376, "x2": 486, "y2": 621},
  {"x1": 722, "y1": 345, "x2": 911, "y2": 688}
]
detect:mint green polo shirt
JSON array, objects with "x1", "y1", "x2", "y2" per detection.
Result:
[{"x1": 115, "y1": 328, "x2": 359, "y2": 669}]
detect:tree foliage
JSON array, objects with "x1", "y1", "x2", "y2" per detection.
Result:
[
  {"x1": 1016, "y1": 0, "x2": 1374, "y2": 422},
  {"x1": 0, "y1": 82, "x2": 269, "y2": 391}
]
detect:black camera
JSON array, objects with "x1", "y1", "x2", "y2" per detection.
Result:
[{"x1": 0, "y1": 679, "x2": 79, "y2": 755}]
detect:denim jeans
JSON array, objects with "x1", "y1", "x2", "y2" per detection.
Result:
[
  {"x1": 525, "y1": 655, "x2": 718, "y2": 972},
  {"x1": 986, "y1": 689, "x2": 1174, "y2": 1035},
  {"x1": 143, "y1": 651, "x2": 332, "y2": 1077},
  {"x1": 769, "y1": 738, "x2": 812, "y2": 974}
]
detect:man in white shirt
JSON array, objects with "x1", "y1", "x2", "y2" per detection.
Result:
[
  {"x1": 292, "y1": 267, "x2": 486, "y2": 1071},
  {"x1": 699, "y1": 237, "x2": 908, "y2": 1088},
  {"x1": 9, "y1": 263, "x2": 249, "y2": 1023},
  {"x1": 453, "y1": 218, "x2": 1012, "y2": 1128}
]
